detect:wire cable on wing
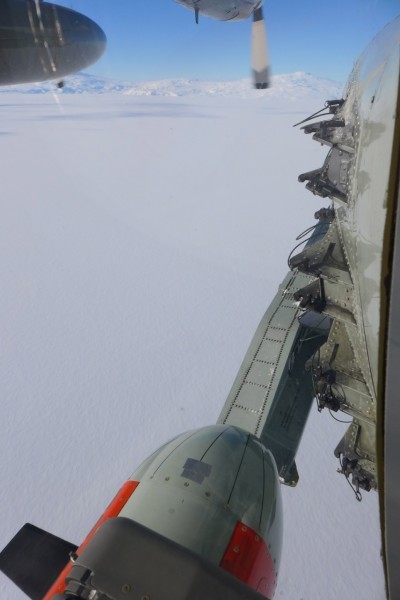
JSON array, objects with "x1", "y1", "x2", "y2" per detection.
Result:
[{"x1": 338, "y1": 455, "x2": 363, "y2": 502}]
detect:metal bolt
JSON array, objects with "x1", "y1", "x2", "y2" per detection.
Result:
[
  {"x1": 241, "y1": 526, "x2": 247, "y2": 532},
  {"x1": 122, "y1": 584, "x2": 131, "y2": 593},
  {"x1": 255, "y1": 535, "x2": 260, "y2": 542},
  {"x1": 233, "y1": 546, "x2": 240, "y2": 553}
]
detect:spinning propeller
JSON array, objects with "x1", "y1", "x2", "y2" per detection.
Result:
[{"x1": 252, "y1": 6, "x2": 270, "y2": 88}]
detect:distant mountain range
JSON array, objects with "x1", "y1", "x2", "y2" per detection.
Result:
[{"x1": 0, "y1": 71, "x2": 343, "y2": 99}]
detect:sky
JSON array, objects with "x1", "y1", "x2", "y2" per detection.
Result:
[{"x1": 65, "y1": 0, "x2": 400, "y2": 83}]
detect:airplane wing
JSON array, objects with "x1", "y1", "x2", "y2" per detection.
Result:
[
  {"x1": 218, "y1": 267, "x2": 329, "y2": 486},
  {"x1": 376, "y1": 19, "x2": 400, "y2": 599},
  {"x1": 221, "y1": 13, "x2": 400, "y2": 598},
  {"x1": 0, "y1": 10, "x2": 399, "y2": 600}
]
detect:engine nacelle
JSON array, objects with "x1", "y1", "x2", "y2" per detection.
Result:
[
  {"x1": 122, "y1": 424, "x2": 283, "y2": 596},
  {"x1": 49, "y1": 425, "x2": 282, "y2": 599},
  {"x1": 0, "y1": 0, "x2": 106, "y2": 85}
]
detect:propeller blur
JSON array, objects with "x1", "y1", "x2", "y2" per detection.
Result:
[{"x1": 175, "y1": 0, "x2": 270, "y2": 88}]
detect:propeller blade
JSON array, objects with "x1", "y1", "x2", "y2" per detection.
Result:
[{"x1": 252, "y1": 6, "x2": 270, "y2": 89}]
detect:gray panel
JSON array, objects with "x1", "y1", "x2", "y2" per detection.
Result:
[
  {"x1": 222, "y1": 406, "x2": 260, "y2": 432},
  {"x1": 256, "y1": 339, "x2": 283, "y2": 364},
  {"x1": 218, "y1": 269, "x2": 328, "y2": 484},
  {"x1": 235, "y1": 382, "x2": 268, "y2": 411},
  {"x1": 218, "y1": 271, "x2": 314, "y2": 434},
  {"x1": 268, "y1": 307, "x2": 297, "y2": 330},
  {"x1": 63, "y1": 517, "x2": 271, "y2": 600},
  {"x1": 265, "y1": 327, "x2": 288, "y2": 342},
  {"x1": 246, "y1": 361, "x2": 275, "y2": 387}
]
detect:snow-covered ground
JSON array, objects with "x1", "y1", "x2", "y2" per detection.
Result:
[
  {"x1": 0, "y1": 77, "x2": 385, "y2": 600},
  {"x1": 0, "y1": 71, "x2": 342, "y2": 99}
]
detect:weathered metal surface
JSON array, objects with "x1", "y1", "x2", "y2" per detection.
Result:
[{"x1": 217, "y1": 265, "x2": 329, "y2": 485}]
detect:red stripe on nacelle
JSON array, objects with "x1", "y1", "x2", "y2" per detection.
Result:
[
  {"x1": 43, "y1": 480, "x2": 139, "y2": 599},
  {"x1": 220, "y1": 521, "x2": 277, "y2": 599}
]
